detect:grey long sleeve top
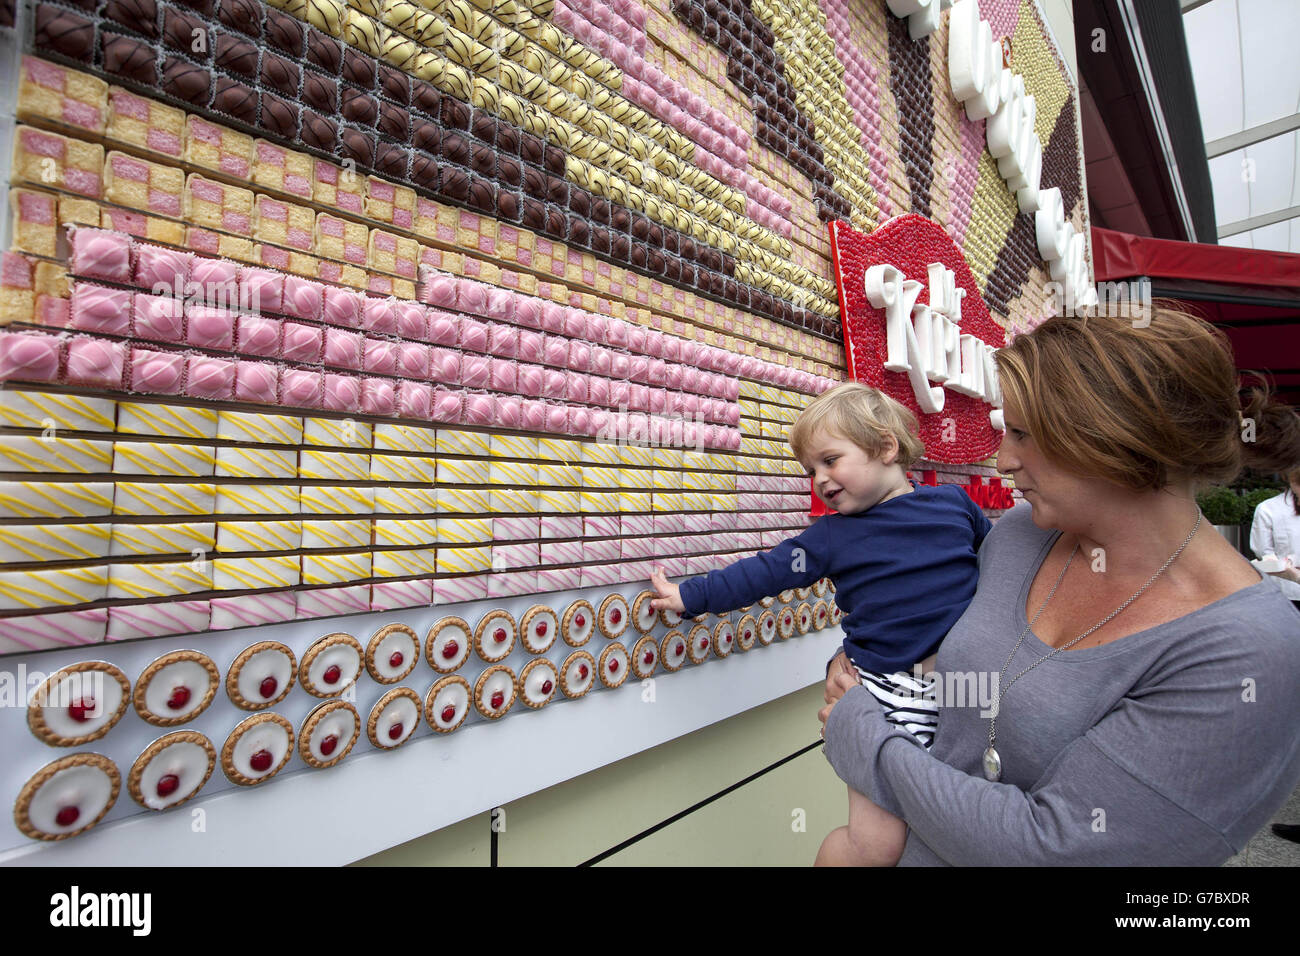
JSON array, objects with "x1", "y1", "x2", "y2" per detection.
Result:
[{"x1": 823, "y1": 503, "x2": 1300, "y2": 865}]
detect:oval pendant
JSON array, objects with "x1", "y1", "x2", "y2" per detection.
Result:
[{"x1": 982, "y1": 746, "x2": 1002, "y2": 782}]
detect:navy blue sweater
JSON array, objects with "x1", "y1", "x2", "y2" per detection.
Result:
[{"x1": 679, "y1": 482, "x2": 992, "y2": 673}]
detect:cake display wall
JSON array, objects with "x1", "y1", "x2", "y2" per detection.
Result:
[{"x1": 0, "y1": 0, "x2": 1086, "y2": 860}]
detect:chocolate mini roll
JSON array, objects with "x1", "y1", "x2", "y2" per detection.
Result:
[
  {"x1": 440, "y1": 165, "x2": 469, "y2": 201},
  {"x1": 440, "y1": 132, "x2": 469, "y2": 165},
  {"x1": 545, "y1": 205, "x2": 566, "y2": 238},
  {"x1": 612, "y1": 234, "x2": 630, "y2": 259},
  {"x1": 497, "y1": 156, "x2": 522, "y2": 187},
  {"x1": 630, "y1": 243, "x2": 647, "y2": 268},
  {"x1": 264, "y1": 9, "x2": 304, "y2": 57},
  {"x1": 409, "y1": 151, "x2": 439, "y2": 190},
  {"x1": 411, "y1": 80, "x2": 441, "y2": 117},
  {"x1": 215, "y1": 32, "x2": 258, "y2": 79},
  {"x1": 341, "y1": 87, "x2": 378, "y2": 127},
  {"x1": 306, "y1": 28, "x2": 342, "y2": 74},
  {"x1": 470, "y1": 144, "x2": 495, "y2": 178},
  {"x1": 261, "y1": 52, "x2": 300, "y2": 99},
  {"x1": 568, "y1": 186, "x2": 590, "y2": 218},
  {"x1": 259, "y1": 93, "x2": 299, "y2": 139},
  {"x1": 411, "y1": 118, "x2": 440, "y2": 154},
  {"x1": 102, "y1": 32, "x2": 158, "y2": 85},
  {"x1": 375, "y1": 142, "x2": 410, "y2": 181},
  {"x1": 520, "y1": 196, "x2": 545, "y2": 230},
  {"x1": 522, "y1": 166, "x2": 545, "y2": 199},
  {"x1": 213, "y1": 75, "x2": 257, "y2": 123},
  {"x1": 519, "y1": 131, "x2": 543, "y2": 165},
  {"x1": 302, "y1": 71, "x2": 339, "y2": 113},
  {"x1": 545, "y1": 175, "x2": 567, "y2": 205},
  {"x1": 567, "y1": 215, "x2": 589, "y2": 247},
  {"x1": 591, "y1": 198, "x2": 610, "y2": 225},
  {"x1": 663, "y1": 255, "x2": 680, "y2": 281},
  {"x1": 105, "y1": 0, "x2": 157, "y2": 38},
  {"x1": 298, "y1": 109, "x2": 338, "y2": 151},
  {"x1": 378, "y1": 64, "x2": 410, "y2": 106},
  {"x1": 631, "y1": 215, "x2": 649, "y2": 241},
  {"x1": 440, "y1": 97, "x2": 469, "y2": 130},
  {"x1": 343, "y1": 48, "x2": 377, "y2": 90},
  {"x1": 472, "y1": 111, "x2": 497, "y2": 145},
  {"x1": 35, "y1": 6, "x2": 95, "y2": 60},
  {"x1": 162, "y1": 7, "x2": 206, "y2": 58},
  {"x1": 162, "y1": 56, "x2": 211, "y2": 105},
  {"x1": 468, "y1": 177, "x2": 496, "y2": 215},
  {"x1": 496, "y1": 124, "x2": 519, "y2": 155},
  {"x1": 590, "y1": 225, "x2": 610, "y2": 254},
  {"x1": 497, "y1": 190, "x2": 520, "y2": 222},
  {"x1": 379, "y1": 103, "x2": 411, "y2": 142},
  {"x1": 543, "y1": 146, "x2": 565, "y2": 176},
  {"x1": 339, "y1": 127, "x2": 376, "y2": 169},
  {"x1": 217, "y1": 0, "x2": 259, "y2": 38},
  {"x1": 611, "y1": 206, "x2": 630, "y2": 231}
]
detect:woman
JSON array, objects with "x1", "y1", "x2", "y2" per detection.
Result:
[
  {"x1": 1249, "y1": 466, "x2": 1300, "y2": 612},
  {"x1": 818, "y1": 306, "x2": 1300, "y2": 865}
]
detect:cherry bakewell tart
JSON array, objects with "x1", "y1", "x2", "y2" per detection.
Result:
[
  {"x1": 426, "y1": 616, "x2": 472, "y2": 673},
  {"x1": 127, "y1": 730, "x2": 214, "y2": 811},
  {"x1": 426, "y1": 675, "x2": 471, "y2": 733},
  {"x1": 366, "y1": 623, "x2": 420, "y2": 683},
  {"x1": 134, "y1": 650, "x2": 219, "y2": 726},
  {"x1": 559, "y1": 650, "x2": 596, "y2": 698},
  {"x1": 226, "y1": 641, "x2": 296, "y2": 710},
  {"x1": 517, "y1": 657, "x2": 559, "y2": 708},
  {"x1": 14, "y1": 753, "x2": 120, "y2": 840},
  {"x1": 474, "y1": 664, "x2": 517, "y2": 718},
  {"x1": 520, "y1": 604, "x2": 559, "y2": 654},
  {"x1": 597, "y1": 593, "x2": 630, "y2": 639},
  {"x1": 474, "y1": 609, "x2": 517, "y2": 663},
  {"x1": 562, "y1": 599, "x2": 596, "y2": 646},
  {"x1": 687, "y1": 624, "x2": 712, "y2": 664},
  {"x1": 631, "y1": 635, "x2": 658, "y2": 677},
  {"x1": 299, "y1": 633, "x2": 364, "y2": 698},
  {"x1": 598, "y1": 642, "x2": 629, "y2": 688},
  {"x1": 630, "y1": 590, "x2": 659, "y2": 633},
  {"x1": 660, "y1": 631, "x2": 688, "y2": 671},
  {"x1": 298, "y1": 700, "x2": 361, "y2": 769},
  {"x1": 368, "y1": 687, "x2": 422, "y2": 749},
  {"x1": 28, "y1": 661, "x2": 130, "y2": 746},
  {"x1": 222, "y1": 712, "x2": 294, "y2": 786}
]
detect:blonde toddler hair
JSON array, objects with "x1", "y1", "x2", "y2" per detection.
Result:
[{"x1": 789, "y1": 382, "x2": 925, "y2": 468}]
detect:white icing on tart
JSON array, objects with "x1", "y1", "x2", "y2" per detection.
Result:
[
  {"x1": 757, "y1": 610, "x2": 778, "y2": 645},
  {"x1": 129, "y1": 731, "x2": 214, "y2": 811},
  {"x1": 599, "y1": 642, "x2": 629, "y2": 688},
  {"x1": 559, "y1": 651, "x2": 595, "y2": 698},
  {"x1": 660, "y1": 632, "x2": 687, "y2": 671},
  {"x1": 631, "y1": 590, "x2": 658, "y2": 633},
  {"x1": 426, "y1": 617, "x2": 472, "y2": 673},
  {"x1": 517, "y1": 658, "x2": 559, "y2": 708},
  {"x1": 300, "y1": 701, "x2": 359, "y2": 767},
  {"x1": 598, "y1": 593, "x2": 630, "y2": 639},
  {"x1": 631, "y1": 636, "x2": 658, "y2": 677},
  {"x1": 369, "y1": 689, "x2": 421, "y2": 749},
  {"x1": 16, "y1": 754, "x2": 120, "y2": 840},
  {"x1": 368, "y1": 624, "x2": 419, "y2": 683},
  {"x1": 475, "y1": 610, "x2": 517, "y2": 663},
  {"x1": 796, "y1": 603, "x2": 813, "y2": 635},
  {"x1": 300, "y1": 634, "x2": 363, "y2": 697},
  {"x1": 474, "y1": 665, "x2": 516, "y2": 718},
  {"x1": 563, "y1": 600, "x2": 596, "y2": 646},
  {"x1": 736, "y1": 615, "x2": 758, "y2": 651},
  {"x1": 687, "y1": 625, "x2": 711, "y2": 664},
  {"x1": 520, "y1": 605, "x2": 559, "y2": 654},
  {"x1": 658, "y1": 606, "x2": 684, "y2": 628},
  {"x1": 426, "y1": 676, "x2": 471, "y2": 733},
  {"x1": 28, "y1": 662, "x2": 130, "y2": 745},
  {"x1": 757, "y1": 595, "x2": 775, "y2": 608},
  {"x1": 794, "y1": 586, "x2": 812, "y2": 601},
  {"x1": 778, "y1": 589, "x2": 795, "y2": 604},
  {"x1": 813, "y1": 578, "x2": 829, "y2": 596},
  {"x1": 713, "y1": 620, "x2": 735, "y2": 658},
  {"x1": 228, "y1": 642, "x2": 295, "y2": 710},
  {"x1": 135, "y1": 651, "x2": 218, "y2": 726},
  {"x1": 223, "y1": 713, "x2": 294, "y2": 785}
]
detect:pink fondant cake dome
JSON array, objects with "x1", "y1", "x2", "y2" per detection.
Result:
[{"x1": 71, "y1": 228, "x2": 132, "y2": 284}]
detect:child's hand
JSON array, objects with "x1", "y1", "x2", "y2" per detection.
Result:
[{"x1": 649, "y1": 567, "x2": 686, "y2": 614}]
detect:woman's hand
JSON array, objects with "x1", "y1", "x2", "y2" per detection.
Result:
[
  {"x1": 648, "y1": 567, "x2": 686, "y2": 614},
  {"x1": 818, "y1": 671, "x2": 859, "y2": 730}
]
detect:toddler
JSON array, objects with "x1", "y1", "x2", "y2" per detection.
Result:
[{"x1": 649, "y1": 382, "x2": 991, "y2": 866}]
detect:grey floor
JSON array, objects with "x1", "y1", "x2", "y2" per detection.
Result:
[{"x1": 1224, "y1": 783, "x2": 1300, "y2": 866}]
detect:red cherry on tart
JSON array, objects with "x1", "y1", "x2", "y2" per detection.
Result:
[
  {"x1": 609, "y1": 658, "x2": 619, "y2": 672},
  {"x1": 575, "y1": 614, "x2": 585, "y2": 628},
  {"x1": 67, "y1": 698, "x2": 96, "y2": 722},
  {"x1": 490, "y1": 690, "x2": 505, "y2": 709},
  {"x1": 319, "y1": 735, "x2": 338, "y2": 756},
  {"x1": 55, "y1": 805, "x2": 80, "y2": 827},
  {"x1": 536, "y1": 621, "x2": 548, "y2": 636},
  {"x1": 259, "y1": 677, "x2": 278, "y2": 700},
  {"x1": 441, "y1": 705, "x2": 456, "y2": 723},
  {"x1": 166, "y1": 685, "x2": 191, "y2": 711},
  {"x1": 389, "y1": 651, "x2": 404, "y2": 668},
  {"x1": 249, "y1": 749, "x2": 273, "y2": 772},
  {"x1": 675, "y1": 642, "x2": 685, "y2": 655},
  {"x1": 388, "y1": 722, "x2": 404, "y2": 740},
  {"x1": 578, "y1": 664, "x2": 589, "y2": 680},
  {"x1": 322, "y1": 664, "x2": 341, "y2": 685},
  {"x1": 541, "y1": 679, "x2": 553, "y2": 694},
  {"x1": 442, "y1": 640, "x2": 459, "y2": 660},
  {"x1": 699, "y1": 637, "x2": 708, "y2": 649},
  {"x1": 643, "y1": 650, "x2": 654, "y2": 665},
  {"x1": 493, "y1": 628, "x2": 506, "y2": 643},
  {"x1": 156, "y1": 774, "x2": 180, "y2": 798},
  {"x1": 610, "y1": 608, "x2": 622, "y2": 624}
]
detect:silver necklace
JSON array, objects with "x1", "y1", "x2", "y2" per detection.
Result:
[{"x1": 982, "y1": 511, "x2": 1202, "y2": 782}]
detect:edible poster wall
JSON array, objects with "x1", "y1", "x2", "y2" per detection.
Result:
[{"x1": 0, "y1": 0, "x2": 1086, "y2": 860}]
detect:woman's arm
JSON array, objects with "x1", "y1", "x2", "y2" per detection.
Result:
[{"x1": 821, "y1": 631, "x2": 1300, "y2": 865}]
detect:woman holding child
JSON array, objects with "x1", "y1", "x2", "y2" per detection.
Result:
[{"x1": 819, "y1": 307, "x2": 1300, "y2": 865}]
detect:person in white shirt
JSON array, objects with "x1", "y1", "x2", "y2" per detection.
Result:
[{"x1": 1249, "y1": 467, "x2": 1300, "y2": 608}]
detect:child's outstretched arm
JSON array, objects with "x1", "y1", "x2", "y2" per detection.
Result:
[{"x1": 648, "y1": 567, "x2": 685, "y2": 614}]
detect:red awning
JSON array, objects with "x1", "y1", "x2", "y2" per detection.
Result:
[{"x1": 1092, "y1": 226, "x2": 1300, "y2": 289}]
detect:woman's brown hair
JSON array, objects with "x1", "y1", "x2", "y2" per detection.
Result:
[{"x1": 994, "y1": 303, "x2": 1300, "y2": 492}]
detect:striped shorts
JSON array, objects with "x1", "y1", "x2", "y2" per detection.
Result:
[{"x1": 854, "y1": 666, "x2": 939, "y2": 751}]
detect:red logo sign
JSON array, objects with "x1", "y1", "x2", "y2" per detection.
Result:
[{"x1": 827, "y1": 215, "x2": 1007, "y2": 465}]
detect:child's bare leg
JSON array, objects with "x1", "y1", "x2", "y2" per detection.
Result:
[{"x1": 814, "y1": 785, "x2": 907, "y2": 866}]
